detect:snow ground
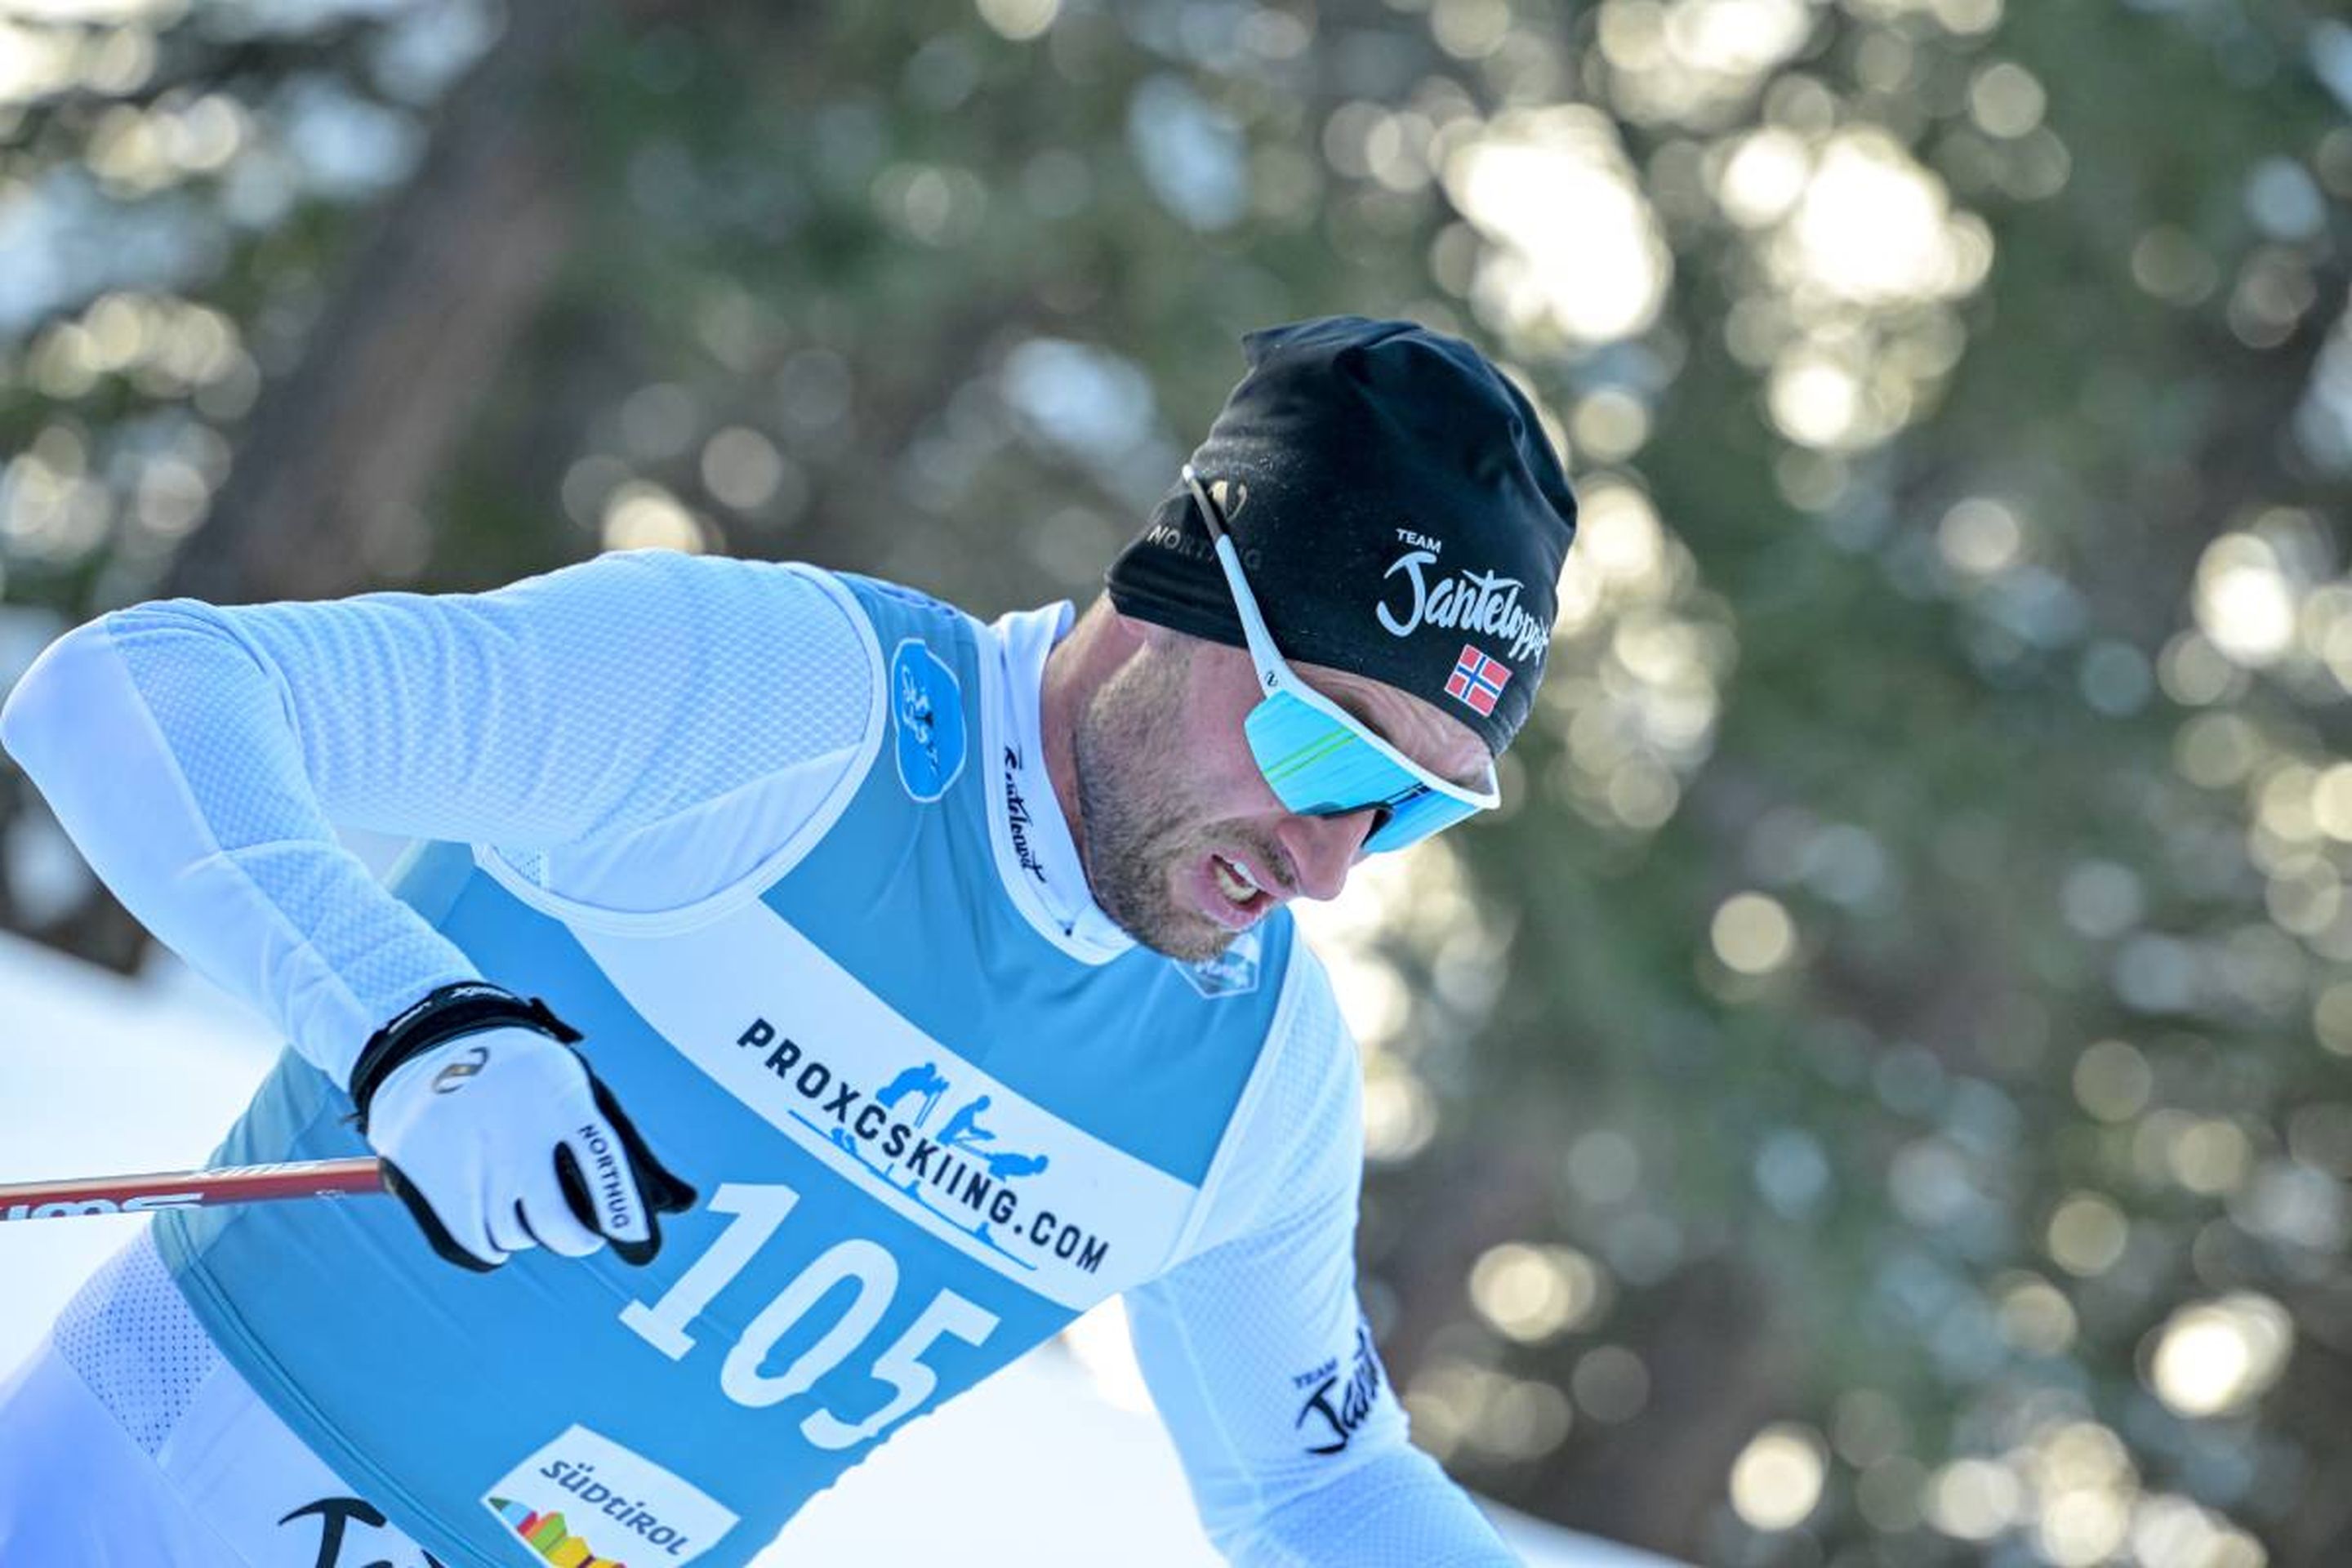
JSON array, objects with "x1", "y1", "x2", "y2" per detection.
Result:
[{"x1": 0, "y1": 932, "x2": 1682, "y2": 1567}]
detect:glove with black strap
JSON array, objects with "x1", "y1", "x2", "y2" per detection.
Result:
[{"x1": 350, "y1": 982, "x2": 697, "y2": 1273}]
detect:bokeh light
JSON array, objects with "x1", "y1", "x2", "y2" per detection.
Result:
[
  {"x1": 2046, "y1": 1192, "x2": 2129, "y2": 1276},
  {"x1": 600, "y1": 480, "x2": 709, "y2": 555},
  {"x1": 1728, "y1": 1423, "x2": 1826, "y2": 1530},
  {"x1": 1711, "y1": 891, "x2": 1797, "y2": 974},
  {"x1": 2195, "y1": 534, "x2": 2300, "y2": 666},
  {"x1": 975, "y1": 0, "x2": 1060, "y2": 42},
  {"x1": 1469, "y1": 1242, "x2": 1610, "y2": 1343},
  {"x1": 2071, "y1": 1040, "x2": 2152, "y2": 1122},
  {"x1": 2145, "y1": 1294, "x2": 2293, "y2": 1419},
  {"x1": 1926, "y1": 1457, "x2": 2024, "y2": 1541},
  {"x1": 1443, "y1": 107, "x2": 1670, "y2": 345}
]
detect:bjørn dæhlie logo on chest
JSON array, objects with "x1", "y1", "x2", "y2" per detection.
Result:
[{"x1": 889, "y1": 639, "x2": 966, "y2": 803}]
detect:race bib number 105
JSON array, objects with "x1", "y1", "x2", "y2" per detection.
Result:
[{"x1": 618, "y1": 1182, "x2": 1000, "y2": 1451}]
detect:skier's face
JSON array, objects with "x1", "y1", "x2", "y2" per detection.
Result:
[{"x1": 1071, "y1": 630, "x2": 1486, "y2": 962}]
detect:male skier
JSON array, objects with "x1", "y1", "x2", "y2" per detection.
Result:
[{"x1": 0, "y1": 316, "x2": 1576, "y2": 1567}]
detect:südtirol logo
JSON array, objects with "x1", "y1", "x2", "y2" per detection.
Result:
[
  {"x1": 1372, "y1": 528, "x2": 1548, "y2": 665},
  {"x1": 479, "y1": 1426, "x2": 737, "y2": 1566},
  {"x1": 889, "y1": 639, "x2": 966, "y2": 803}
]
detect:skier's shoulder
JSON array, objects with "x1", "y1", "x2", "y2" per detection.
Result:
[
  {"x1": 1232, "y1": 935, "x2": 1365, "y2": 1175},
  {"x1": 1266, "y1": 933, "x2": 1355, "y2": 1076}
]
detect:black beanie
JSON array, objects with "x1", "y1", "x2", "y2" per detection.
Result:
[{"x1": 1105, "y1": 316, "x2": 1577, "y2": 756}]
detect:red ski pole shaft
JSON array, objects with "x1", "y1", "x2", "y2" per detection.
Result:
[{"x1": 0, "y1": 1157, "x2": 387, "y2": 1222}]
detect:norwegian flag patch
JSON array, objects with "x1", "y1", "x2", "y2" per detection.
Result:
[{"x1": 1444, "y1": 644, "x2": 1512, "y2": 717}]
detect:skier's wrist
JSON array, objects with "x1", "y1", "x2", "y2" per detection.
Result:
[{"x1": 347, "y1": 980, "x2": 581, "y2": 1126}]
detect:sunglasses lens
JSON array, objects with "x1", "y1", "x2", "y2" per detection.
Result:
[
  {"x1": 1244, "y1": 691, "x2": 1482, "y2": 852},
  {"x1": 1244, "y1": 692, "x2": 1375, "y2": 813}
]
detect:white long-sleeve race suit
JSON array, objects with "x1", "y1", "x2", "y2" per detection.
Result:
[{"x1": 0, "y1": 548, "x2": 1517, "y2": 1567}]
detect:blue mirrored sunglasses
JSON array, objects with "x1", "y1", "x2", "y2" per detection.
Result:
[{"x1": 1183, "y1": 465, "x2": 1499, "y2": 854}]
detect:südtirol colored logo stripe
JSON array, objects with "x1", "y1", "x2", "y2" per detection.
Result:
[{"x1": 485, "y1": 1496, "x2": 627, "y2": 1568}]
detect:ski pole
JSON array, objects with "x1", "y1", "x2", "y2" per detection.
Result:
[{"x1": 0, "y1": 1157, "x2": 387, "y2": 1222}]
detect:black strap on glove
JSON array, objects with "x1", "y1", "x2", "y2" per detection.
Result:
[{"x1": 349, "y1": 981, "x2": 583, "y2": 1126}]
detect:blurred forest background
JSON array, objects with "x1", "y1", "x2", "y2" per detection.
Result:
[{"x1": 2, "y1": 0, "x2": 2350, "y2": 1563}]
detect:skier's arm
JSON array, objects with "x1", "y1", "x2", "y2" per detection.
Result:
[
  {"x1": 0, "y1": 548, "x2": 873, "y2": 1083},
  {"x1": 0, "y1": 550, "x2": 874, "y2": 1266},
  {"x1": 1122, "y1": 960, "x2": 1519, "y2": 1567}
]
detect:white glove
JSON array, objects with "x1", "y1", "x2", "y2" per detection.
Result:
[{"x1": 357, "y1": 1016, "x2": 694, "y2": 1272}]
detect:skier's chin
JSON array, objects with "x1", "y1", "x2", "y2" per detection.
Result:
[{"x1": 1089, "y1": 862, "x2": 1242, "y2": 965}]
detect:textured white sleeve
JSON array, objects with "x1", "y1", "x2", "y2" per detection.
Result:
[
  {"x1": 0, "y1": 550, "x2": 876, "y2": 1085},
  {"x1": 1123, "y1": 951, "x2": 1519, "y2": 1567}
]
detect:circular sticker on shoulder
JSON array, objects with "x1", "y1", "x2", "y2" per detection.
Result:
[{"x1": 890, "y1": 639, "x2": 967, "y2": 803}]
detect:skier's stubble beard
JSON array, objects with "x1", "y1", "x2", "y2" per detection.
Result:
[{"x1": 1071, "y1": 638, "x2": 1285, "y2": 964}]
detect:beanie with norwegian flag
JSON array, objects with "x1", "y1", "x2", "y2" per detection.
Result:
[{"x1": 1104, "y1": 316, "x2": 1578, "y2": 757}]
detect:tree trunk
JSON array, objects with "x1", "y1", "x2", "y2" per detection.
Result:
[
  {"x1": 32, "y1": 0, "x2": 579, "y2": 973},
  {"x1": 165, "y1": 0, "x2": 577, "y2": 605}
]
